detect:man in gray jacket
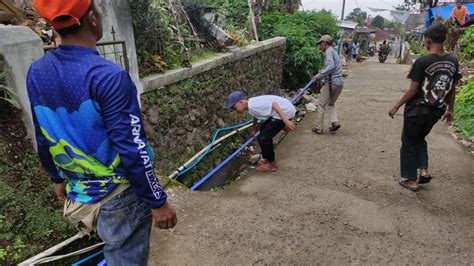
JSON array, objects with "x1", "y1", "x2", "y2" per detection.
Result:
[{"x1": 312, "y1": 35, "x2": 344, "y2": 134}]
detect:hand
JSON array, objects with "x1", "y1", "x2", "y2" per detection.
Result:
[
  {"x1": 311, "y1": 75, "x2": 318, "y2": 82},
  {"x1": 152, "y1": 201, "x2": 177, "y2": 229},
  {"x1": 251, "y1": 129, "x2": 257, "y2": 136},
  {"x1": 388, "y1": 105, "x2": 399, "y2": 119},
  {"x1": 54, "y1": 181, "x2": 67, "y2": 202},
  {"x1": 442, "y1": 111, "x2": 453, "y2": 123},
  {"x1": 285, "y1": 120, "x2": 296, "y2": 131}
]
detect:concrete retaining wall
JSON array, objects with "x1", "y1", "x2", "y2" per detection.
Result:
[
  {"x1": 140, "y1": 37, "x2": 287, "y2": 171},
  {"x1": 0, "y1": 25, "x2": 43, "y2": 142}
]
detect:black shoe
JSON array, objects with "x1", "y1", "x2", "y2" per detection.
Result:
[
  {"x1": 418, "y1": 175, "x2": 432, "y2": 184},
  {"x1": 328, "y1": 123, "x2": 341, "y2": 132}
]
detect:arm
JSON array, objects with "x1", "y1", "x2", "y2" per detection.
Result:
[
  {"x1": 442, "y1": 81, "x2": 457, "y2": 122},
  {"x1": 388, "y1": 80, "x2": 420, "y2": 118},
  {"x1": 97, "y1": 71, "x2": 176, "y2": 229},
  {"x1": 27, "y1": 69, "x2": 66, "y2": 201},
  {"x1": 272, "y1": 102, "x2": 295, "y2": 130},
  {"x1": 251, "y1": 118, "x2": 258, "y2": 135},
  {"x1": 313, "y1": 50, "x2": 335, "y2": 81},
  {"x1": 31, "y1": 110, "x2": 67, "y2": 201},
  {"x1": 97, "y1": 71, "x2": 166, "y2": 208}
]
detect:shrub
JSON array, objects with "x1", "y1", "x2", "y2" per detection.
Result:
[
  {"x1": 455, "y1": 77, "x2": 474, "y2": 139},
  {"x1": 459, "y1": 26, "x2": 474, "y2": 65},
  {"x1": 259, "y1": 11, "x2": 339, "y2": 89}
]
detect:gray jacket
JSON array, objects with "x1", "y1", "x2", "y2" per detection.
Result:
[{"x1": 315, "y1": 47, "x2": 343, "y2": 86}]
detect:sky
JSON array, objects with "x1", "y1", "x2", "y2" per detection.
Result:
[{"x1": 300, "y1": 0, "x2": 408, "y2": 21}]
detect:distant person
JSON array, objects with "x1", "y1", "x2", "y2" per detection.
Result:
[
  {"x1": 388, "y1": 23, "x2": 462, "y2": 192},
  {"x1": 225, "y1": 91, "x2": 296, "y2": 172},
  {"x1": 311, "y1": 35, "x2": 344, "y2": 135},
  {"x1": 451, "y1": 1, "x2": 469, "y2": 26},
  {"x1": 379, "y1": 40, "x2": 391, "y2": 57},
  {"x1": 351, "y1": 41, "x2": 359, "y2": 60},
  {"x1": 343, "y1": 42, "x2": 351, "y2": 62},
  {"x1": 28, "y1": 0, "x2": 177, "y2": 264}
]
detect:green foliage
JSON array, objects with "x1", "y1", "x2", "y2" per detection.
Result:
[
  {"x1": 345, "y1": 8, "x2": 367, "y2": 23},
  {"x1": 259, "y1": 11, "x2": 339, "y2": 88},
  {"x1": 455, "y1": 77, "x2": 474, "y2": 139},
  {"x1": 371, "y1": 15, "x2": 385, "y2": 29},
  {"x1": 409, "y1": 41, "x2": 429, "y2": 56},
  {"x1": 130, "y1": 0, "x2": 194, "y2": 76},
  {"x1": 0, "y1": 59, "x2": 20, "y2": 109},
  {"x1": 191, "y1": 50, "x2": 216, "y2": 62},
  {"x1": 209, "y1": 0, "x2": 249, "y2": 30},
  {"x1": 459, "y1": 26, "x2": 474, "y2": 65}
]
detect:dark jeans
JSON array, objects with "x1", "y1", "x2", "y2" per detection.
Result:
[
  {"x1": 400, "y1": 114, "x2": 440, "y2": 181},
  {"x1": 97, "y1": 188, "x2": 153, "y2": 266},
  {"x1": 258, "y1": 118, "x2": 285, "y2": 162}
]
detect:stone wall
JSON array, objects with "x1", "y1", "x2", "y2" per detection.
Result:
[{"x1": 140, "y1": 37, "x2": 286, "y2": 171}]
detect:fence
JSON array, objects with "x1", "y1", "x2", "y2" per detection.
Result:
[{"x1": 43, "y1": 40, "x2": 130, "y2": 73}]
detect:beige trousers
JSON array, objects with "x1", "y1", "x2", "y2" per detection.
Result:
[{"x1": 315, "y1": 83, "x2": 343, "y2": 130}]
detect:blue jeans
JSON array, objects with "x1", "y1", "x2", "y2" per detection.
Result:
[
  {"x1": 400, "y1": 114, "x2": 440, "y2": 180},
  {"x1": 97, "y1": 188, "x2": 152, "y2": 266}
]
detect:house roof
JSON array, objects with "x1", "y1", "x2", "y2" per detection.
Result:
[
  {"x1": 405, "y1": 12, "x2": 426, "y2": 31},
  {"x1": 355, "y1": 27, "x2": 376, "y2": 34},
  {"x1": 339, "y1": 20, "x2": 358, "y2": 29},
  {"x1": 369, "y1": 28, "x2": 392, "y2": 42}
]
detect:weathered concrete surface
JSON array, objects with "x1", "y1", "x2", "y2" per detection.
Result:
[
  {"x1": 0, "y1": 25, "x2": 43, "y2": 142},
  {"x1": 99, "y1": 0, "x2": 141, "y2": 93},
  {"x1": 149, "y1": 57, "x2": 474, "y2": 265},
  {"x1": 141, "y1": 37, "x2": 286, "y2": 92}
]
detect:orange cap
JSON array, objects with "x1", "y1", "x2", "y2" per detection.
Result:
[{"x1": 33, "y1": 0, "x2": 92, "y2": 30}]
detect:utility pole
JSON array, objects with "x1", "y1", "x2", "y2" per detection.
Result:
[
  {"x1": 341, "y1": 0, "x2": 346, "y2": 21},
  {"x1": 338, "y1": 0, "x2": 347, "y2": 56}
]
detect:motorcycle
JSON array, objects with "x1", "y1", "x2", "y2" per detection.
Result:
[
  {"x1": 379, "y1": 53, "x2": 387, "y2": 63},
  {"x1": 368, "y1": 46, "x2": 375, "y2": 56}
]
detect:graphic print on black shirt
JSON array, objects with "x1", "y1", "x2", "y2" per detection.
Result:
[
  {"x1": 420, "y1": 61, "x2": 457, "y2": 107},
  {"x1": 405, "y1": 54, "x2": 462, "y2": 117}
]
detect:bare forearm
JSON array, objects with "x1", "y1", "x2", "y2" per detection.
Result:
[
  {"x1": 272, "y1": 102, "x2": 290, "y2": 122},
  {"x1": 394, "y1": 81, "x2": 420, "y2": 108}
]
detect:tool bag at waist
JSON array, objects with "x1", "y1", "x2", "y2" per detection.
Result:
[{"x1": 63, "y1": 184, "x2": 130, "y2": 236}]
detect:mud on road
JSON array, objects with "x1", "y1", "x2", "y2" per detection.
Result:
[{"x1": 150, "y1": 58, "x2": 474, "y2": 265}]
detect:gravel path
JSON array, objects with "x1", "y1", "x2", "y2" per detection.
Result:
[{"x1": 149, "y1": 57, "x2": 474, "y2": 265}]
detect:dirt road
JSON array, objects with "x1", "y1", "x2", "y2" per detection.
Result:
[{"x1": 150, "y1": 58, "x2": 474, "y2": 265}]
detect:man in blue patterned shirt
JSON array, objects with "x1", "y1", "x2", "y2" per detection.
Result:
[{"x1": 27, "y1": 0, "x2": 177, "y2": 264}]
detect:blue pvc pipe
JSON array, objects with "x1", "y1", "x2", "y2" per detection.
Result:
[
  {"x1": 71, "y1": 250, "x2": 104, "y2": 266},
  {"x1": 190, "y1": 79, "x2": 315, "y2": 191},
  {"x1": 175, "y1": 119, "x2": 253, "y2": 178},
  {"x1": 190, "y1": 133, "x2": 259, "y2": 191}
]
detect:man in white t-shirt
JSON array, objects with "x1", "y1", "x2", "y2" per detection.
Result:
[{"x1": 225, "y1": 91, "x2": 296, "y2": 172}]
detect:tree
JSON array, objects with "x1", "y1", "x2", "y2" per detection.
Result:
[
  {"x1": 371, "y1": 15, "x2": 385, "y2": 29},
  {"x1": 345, "y1": 8, "x2": 367, "y2": 22}
]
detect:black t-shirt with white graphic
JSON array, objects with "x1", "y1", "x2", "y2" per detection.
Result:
[{"x1": 405, "y1": 53, "x2": 462, "y2": 117}]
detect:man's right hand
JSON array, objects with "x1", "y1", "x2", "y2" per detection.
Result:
[
  {"x1": 152, "y1": 201, "x2": 177, "y2": 229},
  {"x1": 54, "y1": 181, "x2": 67, "y2": 202}
]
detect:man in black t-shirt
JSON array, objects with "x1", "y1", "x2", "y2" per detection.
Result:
[{"x1": 388, "y1": 23, "x2": 462, "y2": 192}]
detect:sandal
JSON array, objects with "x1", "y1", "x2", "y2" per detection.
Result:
[
  {"x1": 256, "y1": 162, "x2": 277, "y2": 172},
  {"x1": 328, "y1": 123, "x2": 341, "y2": 132},
  {"x1": 312, "y1": 128, "x2": 323, "y2": 135},
  {"x1": 399, "y1": 180, "x2": 419, "y2": 192},
  {"x1": 418, "y1": 174, "x2": 432, "y2": 184}
]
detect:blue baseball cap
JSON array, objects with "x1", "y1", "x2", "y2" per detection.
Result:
[{"x1": 225, "y1": 91, "x2": 245, "y2": 109}]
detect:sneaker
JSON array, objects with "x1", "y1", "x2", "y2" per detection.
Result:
[
  {"x1": 258, "y1": 159, "x2": 268, "y2": 166},
  {"x1": 256, "y1": 162, "x2": 277, "y2": 172}
]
